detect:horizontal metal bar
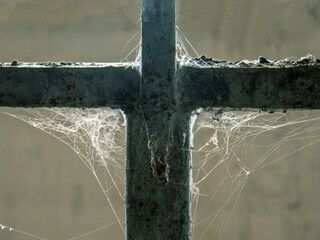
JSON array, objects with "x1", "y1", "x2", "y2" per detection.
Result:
[
  {"x1": 0, "y1": 64, "x2": 140, "y2": 108},
  {"x1": 2, "y1": 62, "x2": 320, "y2": 111},
  {"x1": 178, "y1": 65, "x2": 320, "y2": 110}
]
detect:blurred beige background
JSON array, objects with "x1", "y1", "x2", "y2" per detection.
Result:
[{"x1": 0, "y1": 0, "x2": 320, "y2": 239}]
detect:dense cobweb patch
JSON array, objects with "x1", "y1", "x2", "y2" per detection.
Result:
[
  {"x1": 190, "y1": 109, "x2": 320, "y2": 240},
  {"x1": 0, "y1": 107, "x2": 126, "y2": 239}
]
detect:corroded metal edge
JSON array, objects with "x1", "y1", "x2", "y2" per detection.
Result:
[
  {"x1": 182, "y1": 54, "x2": 320, "y2": 69},
  {"x1": 0, "y1": 61, "x2": 138, "y2": 68}
]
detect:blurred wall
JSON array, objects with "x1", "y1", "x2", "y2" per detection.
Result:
[
  {"x1": 177, "y1": 0, "x2": 320, "y2": 60},
  {"x1": 0, "y1": 0, "x2": 319, "y2": 239}
]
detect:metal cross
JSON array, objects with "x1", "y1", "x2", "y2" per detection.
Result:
[{"x1": 1, "y1": 0, "x2": 320, "y2": 239}]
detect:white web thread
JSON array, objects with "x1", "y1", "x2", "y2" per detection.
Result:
[
  {"x1": 0, "y1": 221, "x2": 119, "y2": 240},
  {"x1": 120, "y1": 30, "x2": 141, "y2": 67},
  {"x1": 0, "y1": 223, "x2": 46, "y2": 240}
]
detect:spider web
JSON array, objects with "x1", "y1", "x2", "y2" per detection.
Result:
[
  {"x1": 0, "y1": 107, "x2": 127, "y2": 240},
  {"x1": 190, "y1": 109, "x2": 320, "y2": 239}
]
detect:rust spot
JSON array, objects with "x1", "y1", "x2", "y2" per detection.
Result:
[
  {"x1": 66, "y1": 83, "x2": 76, "y2": 90},
  {"x1": 49, "y1": 98, "x2": 57, "y2": 106},
  {"x1": 151, "y1": 154, "x2": 168, "y2": 184},
  {"x1": 11, "y1": 60, "x2": 19, "y2": 66}
]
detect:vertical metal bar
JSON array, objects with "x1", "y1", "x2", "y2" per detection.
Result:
[
  {"x1": 141, "y1": 0, "x2": 176, "y2": 79},
  {"x1": 125, "y1": 0, "x2": 191, "y2": 239},
  {"x1": 125, "y1": 111, "x2": 191, "y2": 239}
]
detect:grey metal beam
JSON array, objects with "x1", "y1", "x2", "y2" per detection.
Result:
[
  {"x1": 141, "y1": 0, "x2": 176, "y2": 81},
  {"x1": 0, "y1": 64, "x2": 139, "y2": 108},
  {"x1": 125, "y1": 0, "x2": 191, "y2": 239},
  {"x1": 125, "y1": 110, "x2": 191, "y2": 240},
  {"x1": 178, "y1": 64, "x2": 320, "y2": 110},
  {"x1": 140, "y1": 0, "x2": 176, "y2": 106}
]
